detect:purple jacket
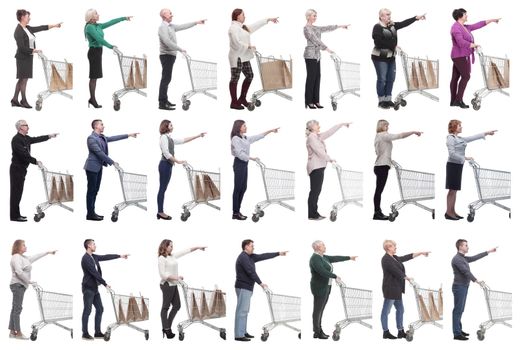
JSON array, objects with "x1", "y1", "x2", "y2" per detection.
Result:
[{"x1": 450, "y1": 21, "x2": 487, "y2": 62}]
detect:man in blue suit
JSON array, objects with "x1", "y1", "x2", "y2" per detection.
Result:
[{"x1": 84, "y1": 119, "x2": 138, "y2": 221}]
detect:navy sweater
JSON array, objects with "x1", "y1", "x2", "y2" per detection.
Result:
[
  {"x1": 81, "y1": 253, "x2": 120, "y2": 291},
  {"x1": 235, "y1": 251, "x2": 279, "y2": 291}
]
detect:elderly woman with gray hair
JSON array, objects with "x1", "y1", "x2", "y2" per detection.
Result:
[
  {"x1": 309, "y1": 240, "x2": 357, "y2": 339},
  {"x1": 306, "y1": 120, "x2": 350, "y2": 220}
]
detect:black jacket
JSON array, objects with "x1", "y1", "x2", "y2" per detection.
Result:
[
  {"x1": 14, "y1": 23, "x2": 48, "y2": 59},
  {"x1": 371, "y1": 17, "x2": 417, "y2": 61},
  {"x1": 81, "y1": 253, "x2": 120, "y2": 291},
  {"x1": 11, "y1": 133, "x2": 49, "y2": 167},
  {"x1": 235, "y1": 251, "x2": 279, "y2": 291},
  {"x1": 381, "y1": 253, "x2": 413, "y2": 299}
]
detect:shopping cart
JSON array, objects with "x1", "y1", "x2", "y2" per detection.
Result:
[
  {"x1": 467, "y1": 160, "x2": 511, "y2": 222},
  {"x1": 476, "y1": 281, "x2": 512, "y2": 341},
  {"x1": 112, "y1": 47, "x2": 147, "y2": 111},
  {"x1": 105, "y1": 287, "x2": 149, "y2": 341},
  {"x1": 472, "y1": 48, "x2": 510, "y2": 111},
  {"x1": 30, "y1": 283, "x2": 73, "y2": 341},
  {"x1": 329, "y1": 54, "x2": 360, "y2": 111},
  {"x1": 181, "y1": 54, "x2": 217, "y2": 110},
  {"x1": 332, "y1": 280, "x2": 372, "y2": 341},
  {"x1": 388, "y1": 161, "x2": 435, "y2": 222},
  {"x1": 329, "y1": 163, "x2": 363, "y2": 222},
  {"x1": 181, "y1": 163, "x2": 220, "y2": 221},
  {"x1": 251, "y1": 159, "x2": 294, "y2": 222},
  {"x1": 261, "y1": 287, "x2": 300, "y2": 341},
  {"x1": 177, "y1": 280, "x2": 226, "y2": 341},
  {"x1": 111, "y1": 164, "x2": 147, "y2": 222},
  {"x1": 393, "y1": 49, "x2": 439, "y2": 110},
  {"x1": 248, "y1": 51, "x2": 292, "y2": 111},
  {"x1": 34, "y1": 164, "x2": 73, "y2": 222},
  {"x1": 35, "y1": 52, "x2": 73, "y2": 111},
  {"x1": 405, "y1": 280, "x2": 442, "y2": 342}
]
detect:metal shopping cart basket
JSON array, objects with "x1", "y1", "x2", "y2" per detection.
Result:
[
  {"x1": 181, "y1": 163, "x2": 220, "y2": 221},
  {"x1": 35, "y1": 52, "x2": 73, "y2": 111},
  {"x1": 177, "y1": 280, "x2": 226, "y2": 341},
  {"x1": 181, "y1": 54, "x2": 217, "y2": 111},
  {"x1": 111, "y1": 164, "x2": 147, "y2": 222},
  {"x1": 251, "y1": 159, "x2": 294, "y2": 222},
  {"x1": 34, "y1": 163, "x2": 73, "y2": 222},
  {"x1": 471, "y1": 48, "x2": 510, "y2": 111},
  {"x1": 467, "y1": 160, "x2": 510, "y2": 222},
  {"x1": 388, "y1": 161, "x2": 435, "y2": 222},
  {"x1": 332, "y1": 280, "x2": 372, "y2": 341},
  {"x1": 248, "y1": 51, "x2": 292, "y2": 111},
  {"x1": 405, "y1": 280, "x2": 442, "y2": 342},
  {"x1": 393, "y1": 49, "x2": 439, "y2": 110},
  {"x1": 105, "y1": 287, "x2": 149, "y2": 341},
  {"x1": 329, "y1": 54, "x2": 360, "y2": 111},
  {"x1": 112, "y1": 47, "x2": 147, "y2": 111},
  {"x1": 330, "y1": 163, "x2": 362, "y2": 222},
  {"x1": 261, "y1": 287, "x2": 300, "y2": 341},
  {"x1": 476, "y1": 281, "x2": 512, "y2": 341},
  {"x1": 30, "y1": 283, "x2": 73, "y2": 341}
]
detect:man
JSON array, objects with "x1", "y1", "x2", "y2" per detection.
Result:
[
  {"x1": 451, "y1": 239, "x2": 497, "y2": 341},
  {"x1": 10, "y1": 120, "x2": 58, "y2": 222},
  {"x1": 84, "y1": 119, "x2": 138, "y2": 221},
  {"x1": 158, "y1": 9, "x2": 205, "y2": 110},
  {"x1": 81, "y1": 239, "x2": 128, "y2": 340},
  {"x1": 234, "y1": 239, "x2": 287, "y2": 341}
]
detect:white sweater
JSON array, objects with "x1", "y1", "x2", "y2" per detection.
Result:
[
  {"x1": 158, "y1": 248, "x2": 191, "y2": 286},
  {"x1": 228, "y1": 19, "x2": 268, "y2": 67},
  {"x1": 10, "y1": 252, "x2": 48, "y2": 288}
]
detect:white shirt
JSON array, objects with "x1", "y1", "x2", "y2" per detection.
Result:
[
  {"x1": 228, "y1": 19, "x2": 268, "y2": 67},
  {"x1": 158, "y1": 249, "x2": 191, "y2": 286},
  {"x1": 23, "y1": 27, "x2": 36, "y2": 49},
  {"x1": 159, "y1": 134, "x2": 184, "y2": 160}
]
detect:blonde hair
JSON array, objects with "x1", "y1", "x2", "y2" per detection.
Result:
[
  {"x1": 379, "y1": 8, "x2": 392, "y2": 20},
  {"x1": 305, "y1": 9, "x2": 317, "y2": 20},
  {"x1": 85, "y1": 9, "x2": 97, "y2": 23},
  {"x1": 12, "y1": 240, "x2": 25, "y2": 255},
  {"x1": 383, "y1": 240, "x2": 396, "y2": 252},
  {"x1": 376, "y1": 119, "x2": 389, "y2": 133},
  {"x1": 306, "y1": 120, "x2": 319, "y2": 136}
]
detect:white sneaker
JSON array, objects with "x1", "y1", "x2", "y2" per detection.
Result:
[{"x1": 9, "y1": 333, "x2": 28, "y2": 340}]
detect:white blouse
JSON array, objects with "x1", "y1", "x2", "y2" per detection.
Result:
[{"x1": 158, "y1": 249, "x2": 191, "y2": 286}]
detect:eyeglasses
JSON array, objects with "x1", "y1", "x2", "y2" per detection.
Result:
[{"x1": 20, "y1": 124, "x2": 28, "y2": 127}]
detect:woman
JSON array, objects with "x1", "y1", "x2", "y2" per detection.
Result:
[
  {"x1": 228, "y1": 9, "x2": 278, "y2": 110},
  {"x1": 303, "y1": 9, "x2": 349, "y2": 109},
  {"x1": 230, "y1": 120, "x2": 278, "y2": 220},
  {"x1": 85, "y1": 9, "x2": 131, "y2": 108},
  {"x1": 381, "y1": 240, "x2": 429, "y2": 340},
  {"x1": 373, "y1": 120, "x2": 422, "y2": 220},
  {"x1": 158, "y1": 239, "x2": 206, "y2": 339},
  {"x1": 13, "y1": 9, "x2": 61, "y2": 108},
  {"x1": 309, "y1": 240, "x2": 356, "y2": 339},
  {"x1": 372, "y1": 9, "x2": 425, "y2": 109},
  {"x1": 445, "y1": 120, "x2": 495, "y2": 220},
  {"x1": 450, "y1": 9, "x2": 500, "y2": 108},
  {"x1": 306, "y1": 120, "x2": 350, "y2": 220},
  {"x1": 9, "y1": 240, "x2": 56, "y2": 339},
  {"x1": 157, "y1": 119, "x2": 206, "y2": 220}
]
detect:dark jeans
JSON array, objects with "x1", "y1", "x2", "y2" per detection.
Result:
[
  {"x1": 232, "y1": 158, "x2": 248, "y2": 214},
  {"x1": 160, "y1": 283, "x2": 181, "y2": 330},
  {"x1": 159, "y1": 54, "x2": 176, "y2": 103},
  {"x1": 305, "y1": 59, "x2": 321, "y2": 104},
  {"x1": 9, "y1": 283, "x2": 26, "y2": 332},
  {"x1": 82, "y1": 287, "x2": 103, "y2": 336},
  {"x1": 308, "y1": 167, "x2": 325, "y2": 218},
  {"x1": 373, "y1": 165, "x2": 390, "y2": 212},
  {"x1": 452, "y1": 284, "x2": 469, "y2": 336},
  {"x1": 157, "y1": 160, "x2": 173, "y2": 213},
  {"x1": 450, "y1": 57, "x2": 471, "y2": 103},
  {"x1": 9, "y1": 163, "x2": 27, "y2": 219},
  {"x1": 312, "y1": 286, "x2": 331, "y2": 333},
  {"x1": 372, "y1": 58, "x2": 396, "y2": 98},
  {"x1": 86, "y1": 169, "x2": 103, "y2": 216}
]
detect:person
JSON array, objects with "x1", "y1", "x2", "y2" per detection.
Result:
[
  {"x1": 309, "y1": 240, "x2": 357, "y2": 339},
  {"x1": 157, "y1": 239, "x2": 206, "y2": 339},
  {"x1": 451, "y1": 239, "x2": 497, "y2": 340},
  {"x1": 303, "y1": 9, "x2": 349, "y2": 109},
  {"x1": 373, "y1": 120, "x2": 422, "y2": 220},
  {"x1": 372, "y1": 9, "x2": 425, "y2": 108},
  {"x1": 10, "y1": 120, "x2": 58, "y2": 222},
  {"x1": 12, "y1": 9, "x2": 62, "y2": 108},
  {"x1": 81, "y1": 239, "x2": 128, "y2": 340},
  {"x1": 84, "y1": 119, "x2": 138, "y2": 221},
  {"x1": 228, "y1": 9, "x2": 278, "y2": 109},
  {"x1": 234, "y1": 239, "x2": 287, "y2": 341},
  {"x1": 306, "y1": 120, "x2": 351, "y2": 220},
  {"x1": 158, "y1": 9, "x2": 206, "y2": 110},
  {"x1": 380, "y1": 240, "x2": 429, "y2": 340},
  {"x1": 9, "y1": 240, "x2": 56, "y2": 340},
  {"x1": 157, "y1": 119, "x2": 206, "y2": 220},
  {"x1": 84, "y1": 9, "x2": 131, "y2": 108},
  {"x1": 230, "y1": 120, "x2": 279, "y2": 220},
  {"x1": 445, "y1": 120, "x2": 496, "y2": 220},
  {"x1": 450, "y1": 9, "x2": 501, "y2": 108}
]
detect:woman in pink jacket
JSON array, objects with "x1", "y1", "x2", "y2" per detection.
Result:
[{"x1": 450, "y1": 8, "x2": 500, "y2": 109}]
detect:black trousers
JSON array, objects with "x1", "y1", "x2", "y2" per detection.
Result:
[
  {"x1": 373, "y1": 165, "x2": 390, "y2": 213},
  {"x1": 159, "y1": 54, "x2": 176, "y2": 103},
  {"x1": 86, "y1": 169, "x2": 103, "y2": 216},
  {"x1": 9, "y1": 163, "x2": 28, "y2": 219},
  {"x1": 305, "y1": 59, "x2": 321, "y2": 104},
  {"x1": 312, "y1": 286, "x2": 331, "y2": 333},
  {"x1": 308, "y1": 167, "x2": 325, "y2": 218},
  {"x1": 232, "y1": 158, "x2": 248, "y2": 214},
  {"x1": 160, "y1": 283, "x2": 181, "y2": 330}
]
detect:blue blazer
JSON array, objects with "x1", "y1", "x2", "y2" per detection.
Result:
[{"x1": 83, "y1": 132, "x2": 128, "y2": 172}]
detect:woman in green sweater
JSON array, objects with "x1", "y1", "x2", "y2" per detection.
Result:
[{"x1": 84, "y1": 9, "x2": 131, "y2": 108}]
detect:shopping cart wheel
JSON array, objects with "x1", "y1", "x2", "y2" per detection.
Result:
[
  {"x1": 472, "y1": 102, "x2": 481, "y2": 111},
  {"x1": 330, "y1": 211, "x2": 337, "y2": 222},
  {"x1": 467, "y1": 214, "x2": 475, "y2": 222},
  {"x1": 30, "y1": 330, "x2": 37, "y2": 341},
  {"x1": 252, "y1": 214, "x2": 260, "y2": 223},
  {"x1": 261, "y1": 333, "x2": 269, "y2": 342},
  {"x1": 332, "y1": 102, "x2": 338, "y2": 111},
  {"x1": 393, "y1": 103, "x2": 400, "y2": 111},
  {"x1": 388, "y1": 213, "x2": 396, "y2": 222},
  {"x1": 298, "y1": 332, "x2": 301, "y2": 339},
  {"x1": 71, "y1": 329, "x2": 73, "y2": 338},
  {"x1": 247, "y1": 103, "x2": 255, "y2": 111},
  {"x1": 113, "y1": 99, "x2": 121, "y2": 111},
  {"x1": 144, "y1": 330, "x2": 149, "y2": 340},
  {"x1": 432, "y1": 210, "x2": 435, "y2": 220},
  {"x1": 332, "y1": 332, "x2": 339, "y2": 341},
  {"x1": 36, "y1": 100, "x2": 42, "y2": 111},
  {"x1": 179, "y1": 332, "x2": 185, "y2": 341},
  {"x1": 182, "y1": 101, "x2": 190, "y2": 110},
  {"x1": 181, "y1": 213, "x2": 189, "y2": 222},
  {"x1": 400, "y1": 99, "x2": 407, "y2": 107},
  {"x1": 255, "y1": 100, "x2": 261, "y2": 107},
  {"x1": 219, "y1": 330, "x2": 226, "y2": 340},
  {"x1": 406, "y1": 331, "x2": 413, "y2": 342},
  {"x1": 111, "y1": 212, "x2": 119, "y2": 222},
  {"x1": 104, "y1": 332, "x2": 111, "y2": 341},
  {"x1": 258, "y1": 210, "x2": 265, "y2": 218},
  {"x1": 34, "y1": 214, "x2": 42, "y2": 222},
  {"x1": 477, "y1": 330, "x2": 485, "y2": 341}
]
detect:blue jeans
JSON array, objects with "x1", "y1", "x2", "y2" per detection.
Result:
[
  {"x1": 85, "y1": 169, "x2": 103, "y2": 216},
  {"x1": 234, "y1": 288, "x2": 253, "y2": 338},
  {"x1": 9, "y1": 283, "x2": 26, "y2": 332},
  {"x1": 157, "y1": 160, "x2": 173, "y2": 213},
  {"x1": 452, "y1": 284, "x2": 469, "y2": 336},
  {"x1": 372, "y1": 59, "x2": 396, "y2": 99},
  {"x1": 82, "y1": 287, "x2": 104, "y2": 336},
  {"x1": 380, "y1": 298, "x2": 404, "y2": 331}
]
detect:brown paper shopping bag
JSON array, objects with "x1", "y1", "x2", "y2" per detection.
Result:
[
  {"x1": 134, "y1": 60, "x2": 145, "y2": 89},
  {"x1": 418, "y1": 61, "x2": 428, "y2": 89},
  {"x1": 126, "y1": 63, "x2": 135, "y2": 88},
  {"x1": 282, "y1": 61, "x2": 292, "y2": 88},
  {"x1": 143, "y1": 58, "x2": 147, "y2": 88},
  {"x1": 203, "y1": 174, "x2": 220, "y2": 200},
  {"x1": 209, "y1": 290, "x2": 226, "y2": 318},
  {"x1": 195, "y1": 175, "x2": 206, "y2": 202},
  {"x1": 191, "y1": 292, "x2": 201, "y2": 320},
  {"x1": 260, "y1": 60, "x2": 286, "y2": 91},
  {"x1": 126, "y1": 296, "x2": 142, "y2": 322},
  {"x1": 199, "y1": 292, "x2": 211, "y2": 320},
  {"x1": 428, "y1": 292, "x2": 440, "y2": 320},
  {"x1": 140, "y1": 296, "x2": 149, "y2": 320},
  {"x1": 409, "y1": 62, "x2": 419, "y2": 90},
  {"x1": 58, "y1": 176, "x2": 66, "y2": 202},
  {"x1": 487, "y1": 63, "x2": 500, "y2": 89},
  {"x1": 65, "y1": 63, "x2": 73, "y2": 90},
  {"x1": 418, "y1": 295, "x2": 431, "y2": 321},
  {"x1": 49, "y1": 64, "x2": 66, "y2": 92},
  {"x1": 438, "y1": 288, "x2": 443, "y2": 317},
  {"x1": 118, "y1": 299, "x2": 127, "y2": 323},
  {"x1": 65, "y1": 175, "x2": 74, "y2": 202},
  {"x1": 49, "y1": 176, "x2": 60, "y2": 203},
  {"x1": 491, "y1": 62, "x2": 507, "y2": 88},
  {"x1": 503, "y1": 59, "x2": 510, "y2": 88},
  {"x1": 427, "y1": 60, "x2": 437, "y2": 88}
]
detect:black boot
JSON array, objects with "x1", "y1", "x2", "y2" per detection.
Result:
[
  {"x1": 383, "y1": 330, "x2": 397, "y2": 339},
  {"x1": 397, "y1": 329, "x2": 406, "y2": 339},
  {"x1": 373, "y1": 211, "x2": 389, "y2": 220}
]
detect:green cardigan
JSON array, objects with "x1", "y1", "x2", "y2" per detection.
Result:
[
  {"x1": 85, "y1": 17, "x2": 127, "y2": 49},
  {"x1": 310, "y1": 253, "x2": 350, "y2": 296}
]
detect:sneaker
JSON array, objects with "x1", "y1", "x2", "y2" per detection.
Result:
[
  {"x1": 82, "y1": 334, "x2": 94, "y2": 341},
  {"x1": 10, "y1": 332, "x2": 28, "y2": 340}
]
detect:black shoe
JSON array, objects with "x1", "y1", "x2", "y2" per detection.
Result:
[
  {"x1": 82, "y1": 334, "x2": 94, "y2": 341},
  {"x1": 166, "y1": 101, "x2": 176, "y2": 107},
  {"x1": 454, "y1": 334, "x2": 468, "y2": 341},
  {"x1": 232, "y1": 213, "x2": 247, "y2": 220},
  {"x1": 378, "y1": 101, "x2": 390, "y2": 109},
  {"x1": 157, "y1": 213, "x2": 172, "y2": 220},
  {"x1": 235, "y1": 337, "x2": 251, "y2": 341},
  {"x1": 309, "y1": 216, "x2": 325, "y2": 221},
  {"x1": 461, "y1": 331, "x2": 469, "y2": 337},
  {"x1": 305, "y1": 103, "x2": 317, "y2": 109},
  {"x1": 230, "y1": 102, "x2": 245, "y2": 110},
  {"x1": 314, "y1": 103, "x2": 324, "y2": 109},
  {"x1": 94, "y1": 332, "x2": 105, "y2": 339},
  {"x1": 20, "y1": 216, "x2": 27, "y2": 219},
  {"x1": 159, "y1": 103, "x2": 175, "y2": 110},
  {"x1": 444, "y1": 213, "x2": 459, "y2": 221},
  {"x1": 450, "y1": 101, "x2": 457, "y2": 107},
  {"x1": 20, "y1": 100, "x2": 33, "y2": 109},
  {"x1": 88, "y1": 99, "x2": 102, "y2": 108},
  {"x1": 244, "y1": 333, "x2": 254, "y2": 338},
  {"x1": 397, "y1": 330, "x2": 407, "y2": 339},
  {"x1": 455, "y1": 214, "x2": 464, "y2": 220},
  {"x1": 162, "y1": 329, "x2": 175, "y2": 339},
  {"x1": 455, "y1": 100, "x2": 469, "y2": 109},
  {"x1": 319, "y1": 330, "x2": 330, "y2": 338},
  {"x1": 11, "y1": 99, "x2": 22, "y2": 107},
  {"x1": 387, "y1": 100, "x2": 395, "y2": 107},
  {"x1": 383, "y1": 330, "x2": 397, "y2": 339},
  {"x1": 373, "y1": 212, "x2": 389, "y2": 220},
  {"x1": 10, "y1": 216, "x2": 27, "y2": 222},
  {"x1": 313, "y1": 332, "x2": 328, "y2": 339},
  {"x1": 86, "y1": 214, "x2": 104, "y2": 221}
]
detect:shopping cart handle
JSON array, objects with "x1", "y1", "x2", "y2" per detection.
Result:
[
  {"x1": 407, "y1": 279, "x2": 419, "y2": 288},
  {"x1": 478, "y1": 281, "x2": 489, "y2": 290},
  {"x1": 330, "y1": 52, "x2": 341, "y2": 62},
  {"x1": 37, "y1": 51, "x2": 48, "y2": 60},
  {"x1": 105, "y1": 286, "x2": 115, "y2": 295},
  {"x1": 254, "y1": 158, "x2": 266, "y2": 169},
  {"x1": 31, "y1": 282, "x2": 43, "y2": 292},
  {"x1": 182, "y1": 162, "x2": 193, "y2": 171},
  {"x1": 468, "y1": 160, "x2": 480, "y2": 168},
  {"x1": 391, "y1": 160, "x2": 402, "y2": 169},
  {"x1": 262, "y1": 286, "x2": 273, "y2": 295},
  {"x1": 113, "y1": 163, "x2": 123, "y2": 173},
  {"x1": 332, "y1": 162, "x2": 343, "y2": 171},
  {"x1": 112, "y1": 46, "x2": 122, "y2": 57},
  {"x1": 335, "y1": 279, "x2": 346, "y2": 288}
]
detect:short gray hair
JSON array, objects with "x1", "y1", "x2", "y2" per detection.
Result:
[
  {"x1": 306, "y1": 120, "x2": 319, "y2": 136},
  {"x1": 159, "y1": 8, "x2": 170, "y2": 19},
  {"x1": 15, "y1": 120, "x2": 26, "y2": 131},
  {"x1": 305, "y1": 9, "x2": 317, "y2": 19},
  {"x1": 383, "y1": 239, "x2": 396, "y2": 251},
  {"x1": 85, "y1": 9, "x2": 97, "y2": 23},
  {"x1": 312, "y1": 240, "x2": 323, "y2": 251}
]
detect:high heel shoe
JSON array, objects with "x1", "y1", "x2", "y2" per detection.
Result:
[
  {"x1": 314, "y1": 103, "x2": 324, "y2": 109},
  {"x1": 157, "y1": 213, "x2": 172, "y2": 220},
  {"x1": 162, "y1": 329, "x2": 175, "y2": 339},
  {"x1": 20, "y1": 100, "x2": 32, "y2": 109},
  {"x1": 88, "y1": 99, "x2": 102, "y2": 109},
  {"x1": 11, "y1": 99, "x2": 21, "y2": 107},
  {"x1": 305, "y1": 104, "x2": 317, "y2": 109}
]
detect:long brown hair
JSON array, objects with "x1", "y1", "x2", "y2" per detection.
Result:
[
  {"x1": 12, "y1": 240, "x2": 24, "y2": 255},
  {"x1": 159, "y1": 120, "x2": 171, "y2": 135},
  {"x1": 231, "y1": 8, "x2": 249, "y2": 32},
  {"x1": 230, "y1": 120, "x2": 245, "y2": 139},
  {"x1": 158, "y1": 239, "x2": 172, "y2": 257}
]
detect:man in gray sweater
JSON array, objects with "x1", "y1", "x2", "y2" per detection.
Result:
[{"x1": 451, "y1": 239, "x2": 496, "y2": 341}]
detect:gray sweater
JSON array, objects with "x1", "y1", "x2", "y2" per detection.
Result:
[
  {"x1": 158, "y1": 21, "x2": 197, "y2": 55},
  {"x1": 10, "y1": 252, "x2": 49, "y2": 288},
  {"x1": 446, "y1": 133, "x2": 485, "y2": 164},
  {"x1": 451, "y1": 251, "x2": 488, "y2": 286}
]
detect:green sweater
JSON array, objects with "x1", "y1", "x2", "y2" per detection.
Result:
[
  {"x1": 85, "y1": 17, "x2": 127, "y2": 49},
  {"x1": 309, "y1": 253, "x2": 350, "y2": 296}
]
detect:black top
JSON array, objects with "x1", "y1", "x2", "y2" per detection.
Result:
[
  {"x1": 452, "y1": 251, "x2": 488, "y2": 286},
  {"x1": 81, "y1": 253, "x2": 120, "y2": 291},
  {"x1": 11, "y1": 133, "x2": 49, "y2": 167},
  {"x1": 381, "y1": 253, "x2": 413, "y2": 299},
  {"x1": 235, "y1": 251, "x2": 279, "y2": 291},
  {"x1": 371, "y1": 17, "x2": 417, "y2": 61},
  {"x1": 14, "y1": 23, "x2": 49, "y2": 59}
]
